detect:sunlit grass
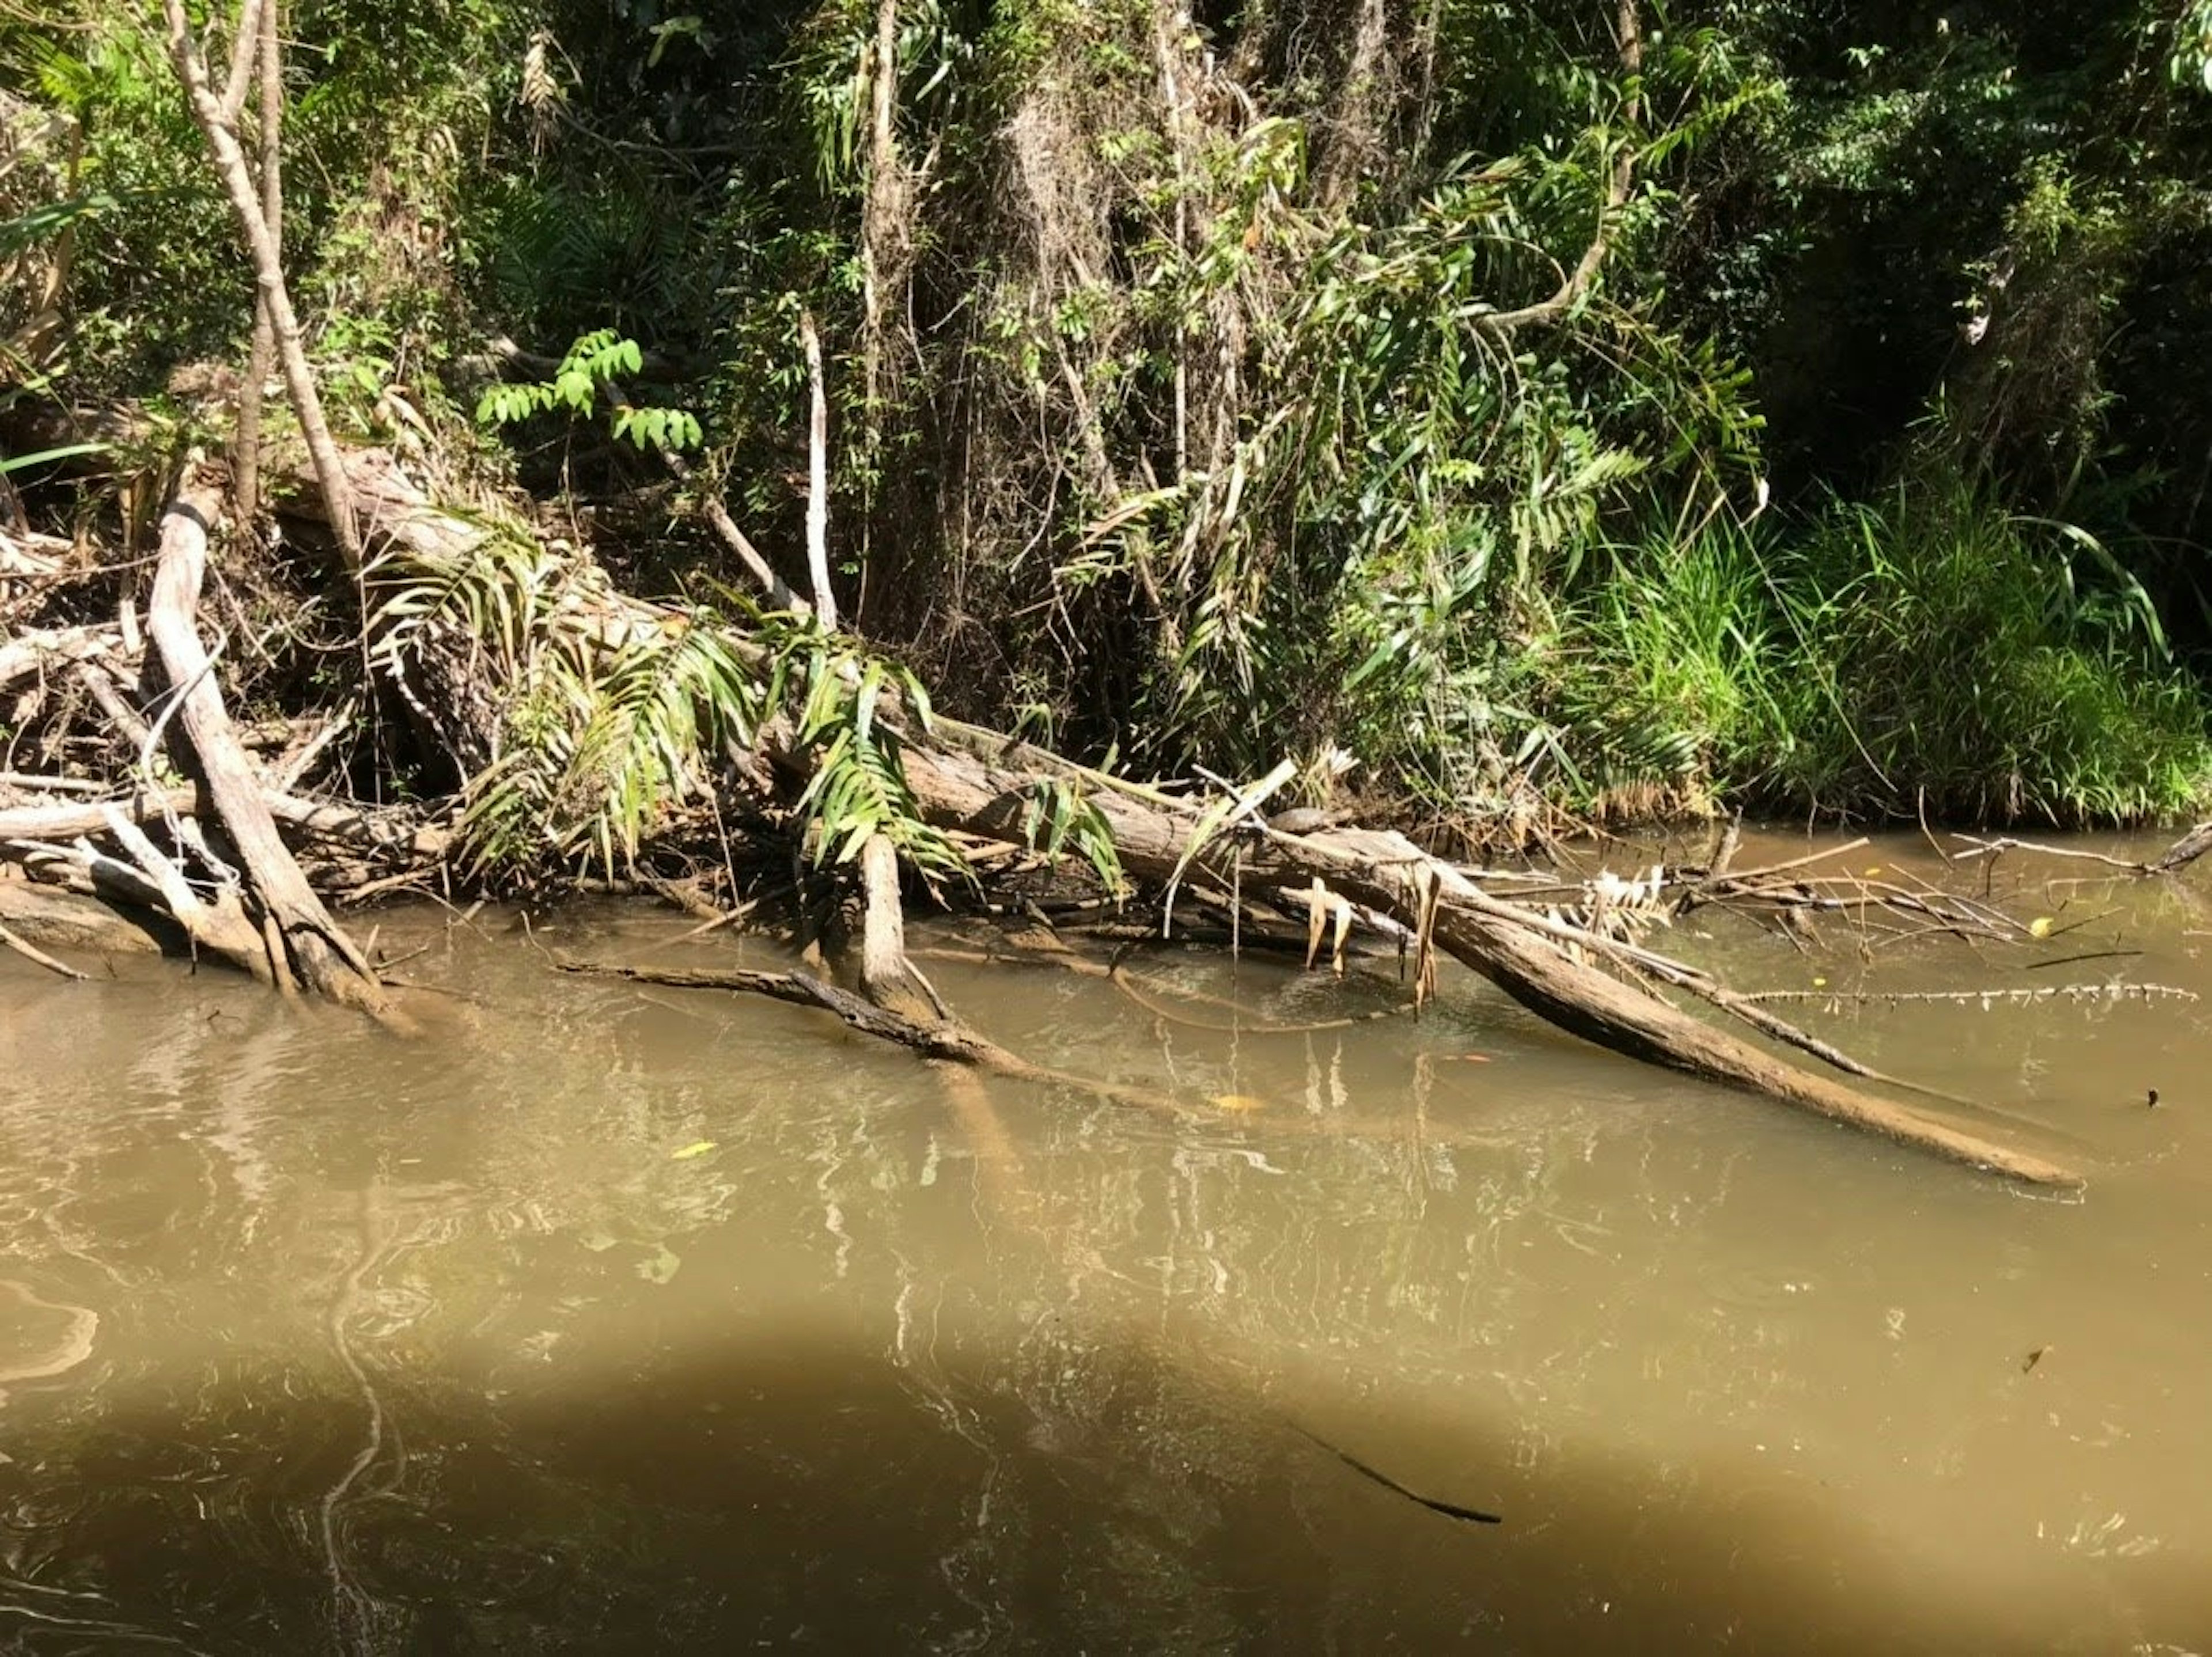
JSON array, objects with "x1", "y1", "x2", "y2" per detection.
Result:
[{"x1": 1548, "y1": 484, "x2": 2212, "y2": 825}]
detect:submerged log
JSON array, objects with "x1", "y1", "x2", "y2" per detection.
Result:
[
  {"x1": 555, "y1": 955, "x2": 1178, "y2": 1116},
  {"x1": 887, "y1": 741, "x2": 2081, "y2": 1189}
]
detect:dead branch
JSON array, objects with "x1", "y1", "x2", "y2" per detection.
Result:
[
  {"x1": 1949, "y1": 826, "x2": 2212, "y2": 879},
  {"x1": 146, "y1": 465, "x2": 391, "y2": 1014},
  {"x1": 102, "y1": 805, "x2": 272, "y2": 983},
  {"x1": 1476, "y1": 0, "x2": 1642, "y2": 332},
  {"x1": 554, "y1": 955, "x2": 1179, "y2": 1113},
  {"x1": 0, "y1": 917, "x2": 88, "y2": 979},
  {"x1": 0, "y1": 623, "x2": 123, "y2": 689},
  {"x1": 0, "y1": 782, "x2": 446, "y2": 865}
]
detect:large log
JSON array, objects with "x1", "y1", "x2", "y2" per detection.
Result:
[
  {"x1": 0, "y1": 879, "x2": 173, "y2": 955},
  {"x1": 888, "y1": 741, "x2": 2081, "y2": 1189}
]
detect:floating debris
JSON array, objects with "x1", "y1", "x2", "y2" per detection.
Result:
[{"x1": 1742, "y1": 983, "x2": 2196, "y2": 1008}]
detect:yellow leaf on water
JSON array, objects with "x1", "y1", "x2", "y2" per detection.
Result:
[
  {"x1": 1865, "y1": 866, "x2": 1881, "y2": 876},
  {"x1": 671, "y1": 1140, "x2": 717, "y2": 1160},
  {"x1": 2029, "y1": 916, "x2": 2054, "y2": 939},
  {"x1": 1211, "y1": 1094, "x2": 1267, "y2": 1113},
  {"x1": 1812, "y1": 976, "x2": 1828, "y2": 988}
]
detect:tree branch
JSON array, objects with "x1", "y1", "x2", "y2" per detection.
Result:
[
  {"x1": 233, "y1": 0, "x2": 283, "y2": 521},
  {"x1": 161, "y1": 0, "x2": 362, "y2": 572},
  {"x1": 1476, "y1": 0, "x2": 1643, "y2": 333}
]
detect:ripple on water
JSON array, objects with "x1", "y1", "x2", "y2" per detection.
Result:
[{"x1": 0, "y1": 1281, "x2": 98, "y2": 1399}]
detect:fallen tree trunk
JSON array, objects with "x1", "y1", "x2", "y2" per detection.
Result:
[
  {"x1": 0, "y1": 878, "x2": 176, "y2": 955},
  {"x1": 146, "y1": 467, "x2": 392, "y2": 1017},
  {"x1": 885, "y1": 741, "x2": 2081, "y2": 1189}
]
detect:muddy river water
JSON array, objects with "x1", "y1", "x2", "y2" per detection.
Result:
[{"x1": 1, "y1": 832, "x2": 2209, "y2": 1652}]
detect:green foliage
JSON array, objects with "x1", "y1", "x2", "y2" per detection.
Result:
[
  {"x1": 0, "y1": 14, "x2": 238, "y2": 388},
  {"x1": 369, "y1": 520, "x2": 966, "y2": 882},
  {"x1": 368, "y1": 518, "x2": 749, "y2": 876},
  {"x1": 1555, "y1": 486, "x2": 2211, "y2": 825},
  {"x1": 2172, "y1": 0, "x2": 2212, "y2": 91},
  {"x1": 1759, "y1": 489, "x2": 2208, "y2": 824},
  {"x1": 11, "y1": 0, "x2": 2212, "y2": 845},
  {"x1": 1016, "y1": 776, "x2": 1126, "y2": 897},
  {"x1": 475, "y1": 328, "x2": 700, "y2": 452},
  {"x1": 775, "y1": 631, "x2": 968, "y2": 881}
]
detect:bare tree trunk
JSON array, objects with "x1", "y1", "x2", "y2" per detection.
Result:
[
  {"x1": 1314, "y1": 0, "x2": 1388, "y2": 214},
  {"x1": 149, "y1": 467, "x2": 392, "y2": 1016},
  {"x1": 859, "y1": 0, "x2": 900, "y2": 414},
  {"x1": 854, "y1": 830, "x2": 946, "y2": 1024},
  {"x1": 233, "y1": 0, "x2": 283, "y2": 521},
  {"x1": 161, "y1": 0, "x2": 362, "y2": 572},
  {"x1": 800, "y1": 310, "x2": 838, "y2": 629}
]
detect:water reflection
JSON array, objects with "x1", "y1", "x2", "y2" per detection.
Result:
[{"x1": 0, "y1": 849, "x2": 2206, "y2": 1652}]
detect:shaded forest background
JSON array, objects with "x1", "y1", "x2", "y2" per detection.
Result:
[{"x1": 8, "y1": 0, "x2": 2212, "y2": 846}]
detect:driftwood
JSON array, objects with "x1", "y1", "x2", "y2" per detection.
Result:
[
  {"x1": 553, "y1": 956, "x2": 1181, "y2": 1115},
  {"x1": 143, "y1": 468, "x2": 392, "y2": 1016},
  {"x1": 0, "y1": 913, "x2": 89, "y2": 977},
  {"x1": 1947, "y1": 822, "x2": 2212, "y2": 878},
  {"x1": 884, "y1": 740, "x2": 2081, "y2": 1189}
]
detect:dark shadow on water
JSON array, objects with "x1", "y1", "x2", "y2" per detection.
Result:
[{"x1": 7, "y1": 1318, "x2": 2205, "y2": 1655}]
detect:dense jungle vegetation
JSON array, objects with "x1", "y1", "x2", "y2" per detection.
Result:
[{"x1": 8, "y1": 0, "x2": 2212, "y2": 854}]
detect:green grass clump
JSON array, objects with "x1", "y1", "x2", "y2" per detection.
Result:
[{"x1": 1551, "y1": 486, "x2": 2212, "y2": 825}]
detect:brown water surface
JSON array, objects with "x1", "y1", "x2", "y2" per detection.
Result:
[{"x1": 1, "y1": 832, "x2": 2209, "y2": 1652}]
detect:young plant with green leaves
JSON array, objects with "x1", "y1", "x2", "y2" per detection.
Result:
[{"x1": 475, "y1": 327, "x2": 702, "y2": 453}]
